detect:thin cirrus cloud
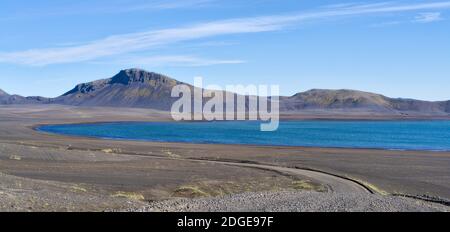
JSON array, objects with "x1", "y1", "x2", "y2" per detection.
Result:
[
  {"x1": 413, "y1": 12, "x2": 443, "y2": 23},
  {"x1": 143, "y1": 0, "x2": 216, "y2": 10},
  {"x1": 372, "y1": 11, "x2": 444, "y2": 27},
  {"x1": 94, "y1": 0, "x2": 217, "y2": 13},
  {"x1": 98, "y1": 55, "x2": 246, "y2": 67},
  {"x1": 0, "y1": 0, "x2": 216, "y2": 21},
  {"x1": 1, "y1": 1, "x2": 450, "y2": 66}
]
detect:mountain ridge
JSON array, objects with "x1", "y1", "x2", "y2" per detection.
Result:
[
  {"x1": 0, "y1": 88, "x2": 49, "y2": 105},
  {"x1": 1, "y1": 69, "x2": 449, "y2": 117}
]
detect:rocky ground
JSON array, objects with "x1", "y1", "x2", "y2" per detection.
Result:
[
  {"x1": 145, "y1": 191, "x2": 449, "y2": 212},
  {"x1": 1, "y1": 171, "x2": 448, "y2": 212},
  {"x1": 0, "y1": 172, "x2": 146, "y2": 212},
  {"x1": 1, "y1": 165, "x2": 449, "y2": 213}
]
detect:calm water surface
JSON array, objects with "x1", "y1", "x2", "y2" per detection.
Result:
[{"x1": 38, "y1": 121, "x2": 450, "y2": 151}]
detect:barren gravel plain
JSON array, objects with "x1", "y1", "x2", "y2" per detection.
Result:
[{"x1": 0, "y1": 105, "x2": 449, "y2": 212}]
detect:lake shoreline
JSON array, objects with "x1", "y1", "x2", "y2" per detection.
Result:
[{"x1": 36, "y1": 120, "x2": 450, "y2": 152}]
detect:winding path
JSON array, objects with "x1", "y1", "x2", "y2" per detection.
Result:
[{"x1": 187, "y1": 159, "x2": 373, "y2": 194}]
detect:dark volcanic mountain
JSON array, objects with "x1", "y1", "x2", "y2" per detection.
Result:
[
  {"x1": 1, "y1": 69, "x2": 449, "y2": 117},
  {"x1": 52, "y1": 69, "x2": 186, "y2": 110}
]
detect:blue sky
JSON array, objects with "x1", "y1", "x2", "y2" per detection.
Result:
[{"x1": 0, "y1": 0, "x2": 449, "y2": 100}]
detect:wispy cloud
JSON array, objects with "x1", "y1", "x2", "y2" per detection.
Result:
[
  {"x1": 370, "y1": 20, "x2": 403, "y2": 27},
  {"x1": 0, "y1": 17, "x2": 288, "y2": 66},
  {"x1": 0, "y1": 0, "x2": 216, "y2": 20},
  {"x1": 372, "y1": 10, "x2": 444, "y2": 27},
  {"x1": 102, "y1": 0, "x2": 216, "y2": 13},
  {"x1": 144, "y1": 0, "x2": 215, "y2": 10},
  {"x1": 1, "y1": 1, "x2": 450, "y2": 66},
  {"x1": 99, "y1": 55, "x2": 245, "y2": 67},
  {"x1": 413, "y1": 12, "x2": 443, "y2": 23}
]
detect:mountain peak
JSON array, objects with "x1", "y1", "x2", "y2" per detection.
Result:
[
  {"x1": 121, "y1": 68, "x2": 158, "y2": 77},
  {"x1": 111, "y1": 68, "x2": 178, "y2": 85},
  {"x1": 57, "y1": 69, "x2": 186, "y2": 110},
  {"x1": 62, "y1": 69, "x2": 182, "y2": 97}
]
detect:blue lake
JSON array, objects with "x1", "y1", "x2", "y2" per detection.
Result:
[{"x1": 37, "y1": 121, "x2": 450, "y2": 151}]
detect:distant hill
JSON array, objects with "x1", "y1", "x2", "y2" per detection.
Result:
[
  {"x1": 0, "y1": 88, "x2": 7, "y2": 96},
  {"x1": 280, "y1": 89, "x2": 450, "y2": 116},
  {"x1": 1, "y1": 69, "x2": 449, "y2": 118},
  {"x1": 0, "y1": 88, "x2": 14, "y2": 104},
  {"x1": 0, "y1": 88, "x2": 48, "y2": 105}
]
